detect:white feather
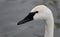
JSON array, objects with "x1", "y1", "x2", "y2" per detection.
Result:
[{"x1": 31, "y1": 5, "x2": 54, "y2": 37}]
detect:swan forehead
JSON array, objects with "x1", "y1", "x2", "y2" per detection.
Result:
[{"x1": 31, "y1": 5, "x2": 48, "y2": 12}]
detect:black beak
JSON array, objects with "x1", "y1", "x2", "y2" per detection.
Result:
[
  {"x1": 17, "y1": 11, "x2": 38, "y2": 25},
  {"x1": 17, "y1": 17, "x2": 33, "y2": 25}
]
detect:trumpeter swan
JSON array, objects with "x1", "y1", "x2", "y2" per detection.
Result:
[{"x1": 17, "y1": 5, "x2": 54, "y2": 37}]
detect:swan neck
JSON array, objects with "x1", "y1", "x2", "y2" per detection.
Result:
[{"x1": 44, "y1": 18, "x2": 54, "y2": 37}]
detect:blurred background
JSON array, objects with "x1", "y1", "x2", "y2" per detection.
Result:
[{"x1": 0, "y1": 0, "x2": 60, "y2": 37}]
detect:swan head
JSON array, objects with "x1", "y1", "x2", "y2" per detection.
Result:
[{"x1": 17, "y1": 5, "x2": 51, "y2": 25}]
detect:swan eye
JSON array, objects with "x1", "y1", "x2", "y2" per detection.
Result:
[
  {"x1": 35, "y1": 11, "x2": 38, "y2": 13},
  {"x1": 31, "y1": 11, "x2": 38, "y2": 13},
  {"x1": 28, "y1": 11, "x2": 38, "y2": 16},
  {"x1": 29, "y1": 11, "x2": 38, "y2": 14}
]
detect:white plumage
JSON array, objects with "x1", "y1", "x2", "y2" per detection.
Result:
[{"x1": 31, "y1": 5, "x2": 54, "y2": 37}]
